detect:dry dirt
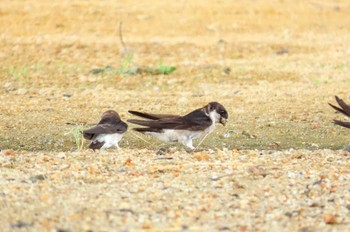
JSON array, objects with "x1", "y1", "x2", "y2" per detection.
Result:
[{"x1": 1, "y1": 0, "x2": 350, "y2": 231}]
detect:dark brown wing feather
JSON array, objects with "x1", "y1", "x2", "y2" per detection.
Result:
[
  {"x1": 83, "y1": 122, "x2": 128, "y2": 140},
  {"x1": 128, "y1": 110, "x2": 179, "y2": 120},
  {"x1": 335, "y1": 96, "x2": 350, "y2": 116},
  {"x1": 329, "y1": 96, "x2": 350, "y2": 117},
  {"x1": 127, "y1": 118, "x2": 183, "y2": 129},
  {"x1": 329, "y1": 96, "x2": 350, "y2": 130},
  {"x1": 128, "y1": 109, "x2": 212, "y2": 131},
  {"x1": 329, "y1": 103, "x2": 347, "y2": 116},
  {"x1": 333, "y1": 120, "x2": 350, "y2": 129},
  {"x1": 133, "y1": 127, "x2": 162, "y2": 133}
]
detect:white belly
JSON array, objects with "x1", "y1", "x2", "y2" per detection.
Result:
[
  {"x1": 146, "y1": 129, "x2": 206, "y2": 143},
  {"x1": 95, "y1": 133, "x2": 123, "y2": 148}
]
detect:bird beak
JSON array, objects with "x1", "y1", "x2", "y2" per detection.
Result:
[{"x1": 220, "y1": 117, "x2": 227, "y2": 126}]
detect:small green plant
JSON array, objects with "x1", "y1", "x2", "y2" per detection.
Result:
[
  {"x1": 90, "y1": 53, "x2": 138, "y2": 75},
  {"x1": 67, "y1": 125, "x2": 85, "y2": 151},
  {"x1": 89, "y1": 56, "x2": 176, "y2": 76},
  {"x1": 55, "y1": 60, "x2": 81, "y2": 75},
  {"x1": 156, "y1": 61, "x2": 176, "y2": 75},
  {"x1": 8, "y1": 66, "x2": 28, "y2": 79},
  {"x1": 32, "y1": 64, "x2": 44, "y2": 74},
  {"x1": 310, "y1": 76, "x2": 321, "y2": 85},
  {"x1": 117, "y1": 53, "x2": 138, "y2": 75}
]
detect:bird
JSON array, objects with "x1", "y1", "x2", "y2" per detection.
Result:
[
  {"x1": 127, "y1": 102, "x2": 228, "y2": 149},
  {"x1": 329, "y1": 96, "x2": 350, "y2": 129},
  {"x1": 83, "y1": 110, "x2": 128, "y2": 150}
]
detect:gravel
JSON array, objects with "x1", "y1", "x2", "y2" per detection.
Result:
[{"x1": 1, "y1": 148, "x2": 350, "y2": 231}]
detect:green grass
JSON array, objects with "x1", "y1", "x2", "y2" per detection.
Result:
[
  {"x1": 156, "y1": 61, "x2": 176, "y2": 75},
  {"x1": 89, "y1": 55, "x2": 176, "y2": 76},
  {"x1": 67, "y1": 125, "x2": 85, "y2": 151},
  {"x1": 8, "y1": 65, "x2": 28, "y2": 80}
]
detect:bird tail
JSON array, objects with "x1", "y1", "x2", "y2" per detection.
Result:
[
  {"x1": 128, "y1": 110, "x2": 178, "y2": 120},
  {"x1": 333, "y1": 120, "x2": 350, "y2": 129},
  {"x1": 127, "y1": 119, "x2": 154, "y2": 127},
  {"x1": 329, "y1": 96, "x2": 350, "y2": 117},
  {"x1": 132, "y1": 128, "x2": 161, "y2": 133},
  {"x1": 329, "y1": 96, "x2": 350, "y2": 129},
  {"x1": 128, "y1": 111, "x2": 159, "y2": 120}
]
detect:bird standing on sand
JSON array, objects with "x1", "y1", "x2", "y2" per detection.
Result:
[
  {"x1": 83, "y1": 110, "x2": 128, "y2": 150},
  {"x1": 128, "y1": 102, "x2": 228, "y2": 149}
]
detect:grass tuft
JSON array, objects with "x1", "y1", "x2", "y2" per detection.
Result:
[
  {"x1": 8, "y1": 66, "x2": 28, "y2": 80},
  {"x1": 67, "y1": 125, "x2": 85, "y2": 151}
]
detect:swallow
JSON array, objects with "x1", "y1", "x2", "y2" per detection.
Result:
[
  {"x1": 127, "y1": 102, "x2": 228, "y2": 149},
  {"x1": 329, "y1": 96, "x2": 350, "y2": 129},
  {"x1": 83, "y1": 110, "x2": 128, "y2": 150}
]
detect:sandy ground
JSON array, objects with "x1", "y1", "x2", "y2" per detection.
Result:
[
  {"x1": 1, "y1": 0, "x2": 350, "y2": 231},
  {"x1": 1, "y1": 148, "x2": 350, "y2": 231}
]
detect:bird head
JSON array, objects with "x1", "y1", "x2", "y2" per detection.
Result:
[
  {"x1": 100, "y1": 110, "x2": 121, "y2": 123},
  {"x1": 206, "y1": 102, "x2": 228, "y2": 126}
]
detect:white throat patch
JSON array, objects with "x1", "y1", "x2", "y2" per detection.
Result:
[
  {"x1": 204, "y1": 110, "x2": 220, "y2": 134},
  {"x1": 208, "y1": 110, "x2": 221, "y2": 123}
]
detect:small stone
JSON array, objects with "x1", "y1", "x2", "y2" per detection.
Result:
[
  {"x1": 194, "y1": 153, "x2": 210, "y2": 161},
  {"x1": 142, "y1": 224, "x2": 152, "y2": 229},
  {"x1": 156, "y1": 148, "x2": 168, "y2": 156},
  {"x1": 247, "y1": 165, "x2": 268, "y2": 177},
  {"x1": 11, "y1": 221, "x2": 32, "y2": 228},
  {"x1": 285, "y1": 210, "x2": 300, "y2": 218},
  {"x1": 16, "y1": 88, "x2": 27, "y2": 95},
  {"x1": 181, "y1": 225, "x2": 189, "y2": 230},
  {"x1": 57, "y1": 229, "x2": 71, "y2": 232},
  {"x1": 57, "y1": 152, "x2": 67, "y2": 159},
  {"x1": 322, "y1": 213, "x2": 337, "y2": 224},
  {"x1": 223, "y1": 67, "x2": 231, "y2": 75},
  {"x1": 123, "y1": 158, "x2": 134, "y2": 167},
  {"x1": 298, "y1": 227, "x2": 311, "y2": 232},
  {"x1": 223, "y1": 132, "x2": 230, "y2": 138},
  {"x1": 30, "y1": 174, "x2": 47, "y2": 182},
  {"x1": 3, "y1": 149, "x2": 16, "y2": 156},
  {"x1": 63, "y1": 93, "x2": 72, "y2": 98},
  {"x1": 90, "y1": 68, "x2": 104, "y2": 75},
  {"x1": 276, "y1": 48, "x2": 289, "y2": 55}
]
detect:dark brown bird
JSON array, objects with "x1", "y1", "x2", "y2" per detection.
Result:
[
  {"x1": 329, "y1": 96, "x2": 350, "y2": 129},
  {"x1": 128, "y1": 102, "x2": 228, "y2": 149},
  {"x1": 83, "y1": 110, "x2": 128, "y2": 150}
]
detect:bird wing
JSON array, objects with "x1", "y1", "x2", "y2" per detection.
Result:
[
  {"x1": 128, "y1": 110, "x2": 212, "y2": 131},
  {"x1": 128, "y1": 110, "x2": 179, "y2": 120},
  {"x1": 128, "y1": 118, "x2": 183, "y2": 129},
  {"x1": 83, "y1": 122, "x2": 128, "y2": 140},
  {"x1": 181, "y1": 109, "x2": 213, "y2": 130}
]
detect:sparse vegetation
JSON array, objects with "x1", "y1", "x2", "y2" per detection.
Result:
[
  {"x1": 155, "y1": 61, "x2": 176, "y2": 75},
  {"x1": 67, "y1": 125, "x2": 85, "y2": 151},
  {"x1": 8, "y1": 65, "x2": 28, "y2": 80},
  {"x1": 90, "y1": 56, "x2": 176, "y2": 76},
  {"x1": 1, "y1": 0, "x2": 350, "y2": 231}
]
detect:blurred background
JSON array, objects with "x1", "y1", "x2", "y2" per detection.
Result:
[{"x1": 1, "y1": 0, "x2": 350, "y2": 150}]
